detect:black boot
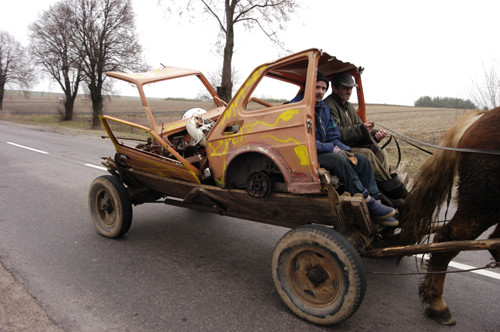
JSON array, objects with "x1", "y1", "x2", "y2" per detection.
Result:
[
  {"x1": 378, "y1": 173, "x2": 408, "y2": 200},
  {"x1": 380, "y1": 192, "x2": 405, "y2": 209}
]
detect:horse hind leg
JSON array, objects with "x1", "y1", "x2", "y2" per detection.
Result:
[{"x1": 419, "y1": 211, "x2": 491, "y2": 326}]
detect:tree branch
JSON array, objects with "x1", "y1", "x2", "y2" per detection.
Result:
[{"x1": 201, "y1": 0, "x2": 226, "y2": 33}]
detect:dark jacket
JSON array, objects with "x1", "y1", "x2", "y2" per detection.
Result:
[
  {"x1": 324, "y1": 93, "x2": 377, "y2": 146},
  {"x1": 315, "y1": 101, "x2": 351, "y2": 154}
]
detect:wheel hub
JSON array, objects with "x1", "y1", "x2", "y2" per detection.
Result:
[
  {"x1": 101, "y1": 198, "x2": 114, "y2": 214},
  {"x1": 306, "y1": 265, "x2": 328, "y2": 287},
  {"x1": 246, "y1": 171, "x2": 271, "y2": 198},
  {"x1": 96, "y1": 191, "x2": 116, "y2": 226},
  {"x1": 288, "y1": 248, "x2": 343, "y2": 306}
]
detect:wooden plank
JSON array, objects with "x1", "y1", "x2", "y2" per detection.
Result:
[
  {"x1": 340, "y1": 195, "x2": 374, "y2": 235},
  {"x1": 125, "y1": 166, "x2": 341, "y2": 227},
  {"x1": 104, "y1": 158, "x2": 375, "y2": 238},
  {"x1": 161, "y1": 198, "x2": 308, "y2": 229},
  {"x1": 365, "y1": 238, "x2": 500, "y2": 257}
]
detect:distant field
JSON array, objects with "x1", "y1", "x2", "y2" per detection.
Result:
[
  {"x1": 0, "y1": 92, "x2": 473, "y2": 177},
  {"x1": 1, "y1": 92, "x2": 215, "y2": 125},
  {"x1": 364, "y1": 105, "x2": 470, "y2": 177}
]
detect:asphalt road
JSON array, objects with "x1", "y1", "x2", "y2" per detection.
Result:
[{"x1": 0, "y1": 121, "x2": 499, "y2": 331}]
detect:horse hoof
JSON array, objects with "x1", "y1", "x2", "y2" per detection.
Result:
[{"x1": 425, "y1": 307, "x2": 457, "y2": 326}]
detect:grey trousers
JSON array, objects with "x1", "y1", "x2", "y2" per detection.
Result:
[{"x1": 351, "y1": 146, "x2": 391, "y2": 182}]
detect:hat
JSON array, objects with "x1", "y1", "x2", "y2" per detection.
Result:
[
  {"x1": 332, "y1": 72, "x2": 358, "y2": 88},
  {"x1": 316, "y1": 72, "x2": 329, "y2": 89}
]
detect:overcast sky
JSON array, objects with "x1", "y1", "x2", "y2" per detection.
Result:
[{"x1": 1, "y1": 0, "x2": 499, "y2": 106}]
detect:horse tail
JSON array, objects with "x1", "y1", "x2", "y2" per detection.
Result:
[{"x1": 398, "y1": 110, "x2": 485, "y2": 245}]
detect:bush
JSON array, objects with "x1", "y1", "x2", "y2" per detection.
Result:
[{"x1": 414, "y1": 96, "x2": 476, "y2": 109}]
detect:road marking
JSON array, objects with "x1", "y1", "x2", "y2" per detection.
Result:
[
  {"x1": 449, "y1": 261, "x2": 500, "y2": 280},
  {"x1": 84, "y1": 163, "x2": 107, "y2": 171},
  {"x1": 6, "y1": 142, "x2": 48, "y2": 154},
  {"x1": 416, "y1": 254, "x2": 500, "y2": 280},
  {"x1": 6, "y1": 142, "x2": 108, "y2": 172}
]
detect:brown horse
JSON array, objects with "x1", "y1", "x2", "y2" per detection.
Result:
[{"x1": 398, "y1": 107, "x2": 500, "y2": 325}]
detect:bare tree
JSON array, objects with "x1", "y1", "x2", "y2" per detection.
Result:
[
  {"x1": 29, "y1": 1, "x2": 83, "y2": 121},
  {"x1": 72, "y1": 0, "x2": 148, "y2": 129},
  {"x1": 469, "y1": 62, "x2": 499, "y2": 110},
  {"x1": 163, "y1": 0, "x2": 299, "y2": 103},
  {"x1": 206, "y1": 66, "x2": 240, "y2": 95},
  {"x1": 0, "y1": 31, "x2": 35, "y2": 110}
]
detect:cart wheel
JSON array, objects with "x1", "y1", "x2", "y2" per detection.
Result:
[
  {"x1": 88, "y1": 175, "x2": 132, "y2": 238},
  {"x1": 272, "y1": 224, "x2": 366, "y2": 325}
]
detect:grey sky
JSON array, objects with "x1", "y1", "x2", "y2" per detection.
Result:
[{"x1": 1, "y1": 0, "x2": 499, "y2": 106}]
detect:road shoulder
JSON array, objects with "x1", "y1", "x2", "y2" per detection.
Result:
[{"x1": 0, "y1": 260, "x2": 63, "y2": 332}]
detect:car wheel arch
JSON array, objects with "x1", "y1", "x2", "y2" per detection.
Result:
[{"x1": 224, "y1": 145, "x2": 290, "y2": 190}]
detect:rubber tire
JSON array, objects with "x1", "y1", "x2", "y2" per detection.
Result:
[
  {"x1": 88, "y1": 175, "x2": 132, "y2": 238},
  {"x1": 272, "y1": 225, "x2": 366, "y2": 325}
]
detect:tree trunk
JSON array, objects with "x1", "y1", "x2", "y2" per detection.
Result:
[
  {"x1": 61, "y1": 74, "x2": 78, "y2": 121},
  {"x1": 63, "y1": 96, "x2": 75, "y2": 121},
  {"x1": 0, "y1": 78, "x2": 5, "y2": 110},
  {"x1": 91, "y1": 98, "x2": 103, "y2": 129},
  {"x1": 89, "y1": 83, "x2": 103, "y2": 129},
  {"x1": 219, "y1": 3, "x2": 235, "y2": 103},
  {"x1": 63, "y1": 89, "x2": 75, "y2": 121}
]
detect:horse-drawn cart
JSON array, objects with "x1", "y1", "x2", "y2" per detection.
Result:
[{"x1": 88, "y1": 48, "x2": 500, "y2": 326}]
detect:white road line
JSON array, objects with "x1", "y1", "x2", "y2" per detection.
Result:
[
  {"x1": 84, "y1": 163, "x2": 107, "y2": 171},
  {"x1": 416, "y1": 254, "x2": 500, "y2": 280},
  {"x1": 6, "y1": 142, "x2": 49, "y2": 154},
  {"x1": 448, "y1": 261, "x2": 500, "y2": 280},
  {"x1": 6, "y1": 141, "x2": 106, "y2": 171}
]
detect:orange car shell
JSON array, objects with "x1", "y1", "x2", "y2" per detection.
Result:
[{"x1": 103, "y1": 48, "x2": 365, "y2": 195}]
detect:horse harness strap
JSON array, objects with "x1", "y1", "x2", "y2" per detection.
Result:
[
  {"x1": 367, "y1": 261, "x2": 500, "y2": 276},
  {"x1": 375, "y1": 122, "x2": 500, "y2": 156}
]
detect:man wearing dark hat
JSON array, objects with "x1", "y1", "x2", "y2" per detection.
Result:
[
  {"x1": 324, "y1": 72, "x2": 407, "y2": 206},
  {"x1": 312, "y1": 72, "x2": 398, "y2": 226}
]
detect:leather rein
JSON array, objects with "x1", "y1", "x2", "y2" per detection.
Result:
[{"x1": 374, "y1": 122, "x2": 500, "y2": 156}]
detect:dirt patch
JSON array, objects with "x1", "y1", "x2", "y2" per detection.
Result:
[
  {"x1": 0, "y1": 261, "x2": 63, "y2": 332},
  {"x1": 365, "y1": 105, "x2": 470, "y2": 176}
]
